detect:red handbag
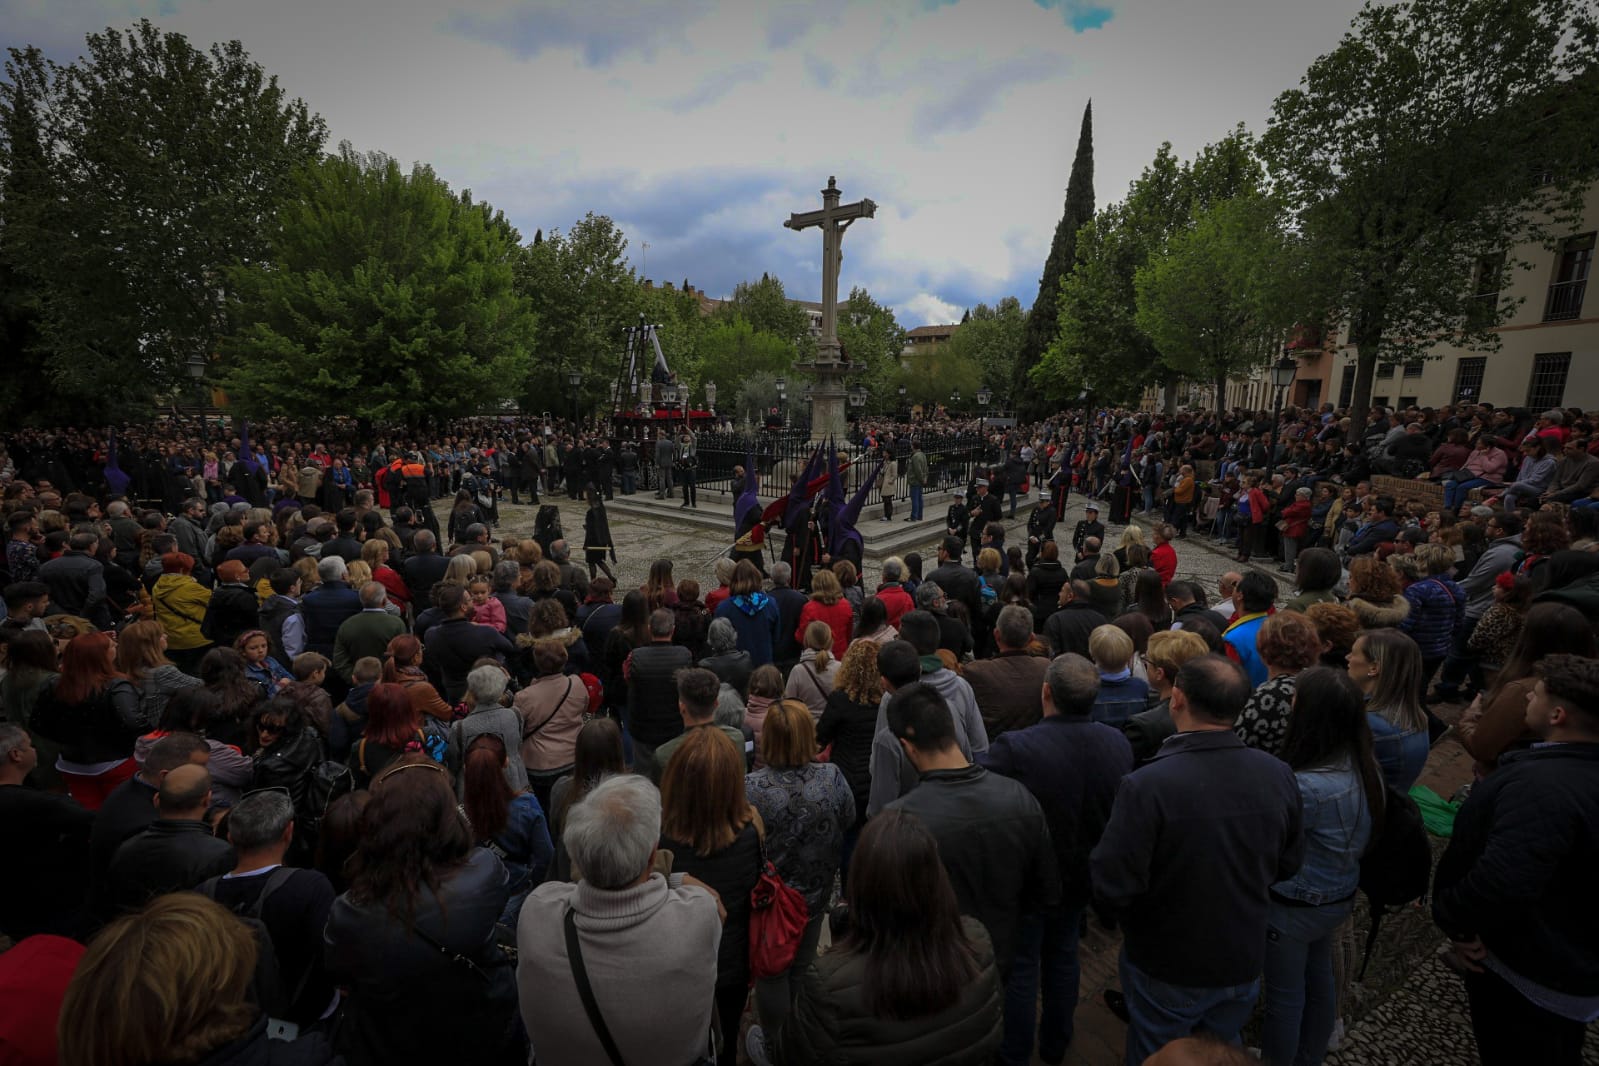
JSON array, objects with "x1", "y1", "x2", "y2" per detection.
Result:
[{"x1": 748, "y1": 826, "x2": 809, "y2": 980}]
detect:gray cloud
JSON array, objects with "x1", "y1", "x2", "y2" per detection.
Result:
[
  {"x1": 444, "y1": 0, "x2": 714, "y2": 66},
  {"x1": 912, "y1": 51, "x2": 1064, "y2": 137},
  {"x1": 664, "y1": 61, "x2": 768, "y2": 112}
]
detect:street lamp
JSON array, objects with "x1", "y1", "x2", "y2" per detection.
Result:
[
  {"x1": 704, "y1": 381, "x2": 717, "y2": 414},
  {"x1": 950, "y1": 389, "x2": 961, "y2": 412},
  {"x1": 848, "y1": 385, "x2": 867, "y2": 412},
  {"x1": 568, "y1": 368, "x2": 584, "y2": 423},
  {"x1": 186, "y1": 352, "x2": 207, "y2": 413},
  {"x1": 775, "y1": 377, "x2": 788, "y2": 428},
  {"x1": 1265, "y1": 350, "x2": 1298, "y2": 470},
  {"x1": 977, "y1": 386, "x2": 991, "y2": 409}
]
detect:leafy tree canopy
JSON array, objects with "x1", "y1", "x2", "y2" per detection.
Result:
[
  {"x1": 0, "y1": 20, "x2": 325, "y2": 421},
  {"x1": 1261, "y1": 0, "x2": 1599, "y2": 435},
  {"x1": 220, "y1": 144, "x2": 534, "y2": 426}
]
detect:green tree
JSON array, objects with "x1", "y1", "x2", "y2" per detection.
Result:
[
  {"x1": 516, "y1": 212, "x2": 640, "y2": 410},
  {"x1": 1015, "y1": 100, "x2": 1094, "y2": 410},
  {"x1": 694, "y1": 317, "x2": 796, "y2": 400},
  {"x1": 946, "y1": 297, "x2": 1026, "y2": 403},
  {"x1": 1033, "y1": 144, "x2": 1189, "y2": 405},
  {"x1": 893, "y1": 349, "x2": 981, "y2": 411},
  {"x1": 732, "y1": 370, "x2": 781, "y2": 427},
  {"x1": 1261, "y1": 0, "x2": 1599, "y2": 437},
  {"x1": 1135, "y1": 190, "x2": 1309, "y2": 404},
  {"x1": 837, "y1": 286, "x2": 906, "y2": 412},
  {"x1": 714, "y1": 274, "x2": 813, "y2": 355},
  {"x1": 0, "y1": 21, "x2": 325, "y2": 417},
  {"x1": 219, "y1": 145, "x2": 535, "y2": 427}
]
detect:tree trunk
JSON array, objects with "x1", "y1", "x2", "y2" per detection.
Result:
[
  {"x1": 1348, "y1": 321, "x2": 1382, "y2": 445},
  {"x1": 1213, "y1": 370, "x2": 1228, "y2": 412}
]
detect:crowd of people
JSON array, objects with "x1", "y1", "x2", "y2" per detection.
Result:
[{"x1": 1, "y1": 396, "x2": 1597, "y2": 1066}]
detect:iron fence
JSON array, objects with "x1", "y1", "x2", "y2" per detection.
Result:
[{"x1": 669, "y1": 430, "x2": 989, "y2": 505}]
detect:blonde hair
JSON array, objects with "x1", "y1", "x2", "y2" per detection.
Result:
[
  {"x1": 977, "y1": 548, "x2": 1001, "y2": 574},
  {"x1": 1088, "y1": 624, "x2": 1134, "y2": 671},
  {"x1": 115, "y1": 619, "x2": 172, "y2": 681},
  {"x1": 803, "y1": 620, "x2": 834, "y2": 671},
  {"x1": 1144, "y1": 629, "x2": 1208, "y2": 681},
  {"x1": 834, "y1": 640, "x2": 884, "y2": 704},
  {"x1": 58, "y1": 894, "x2": 258, "y2": 1066},
  {"x1": 361, "y1": 538, "x2": 390, "y2": 567},
  {"x1": 346, "y1": 560, "x2": 373, "y2": 587},
  {"x1": 760, "y1": 698, "x2": 818, "y2": 770},
  {"x1": 444, "y1": 554, "x2": 478, "y2": 587},
  {"x1": 809, "y1": 568, "x2": 842, "y2": 605}
]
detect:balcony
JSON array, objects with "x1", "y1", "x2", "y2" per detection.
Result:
[{"x1": 1544, "y1": 278, "x2": 1587, "y2": 322}]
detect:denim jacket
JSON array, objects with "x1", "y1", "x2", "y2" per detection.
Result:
[
  {"x1": 1272, "y1": 758, "x2": 1371, "y2": 905},
  {"x1": 1368, "y1": 710, "x2": 1428, "y2": 792}
]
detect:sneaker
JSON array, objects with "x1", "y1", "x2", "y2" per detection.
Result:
[{"x1": 746, "y1": 1025, "x2": 773, "y2": 1066}]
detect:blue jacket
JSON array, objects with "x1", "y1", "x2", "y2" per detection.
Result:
[
  {"x1": 1399, "y1": 575, "x2": 1465, "y2": 661},
  {"x1": 1091, "y1": 729, "x2": 1303, "y2": 987},
  {"x1": 981, "y1": 714, "x2": 1133, "y2": 910},
  {"x1": 1272, "y1": 759, "x2": 1371, "y2": 906},
  {"x1": 1368, "y1": 710, "x2": 1428, "y2": 792},
  {"x1": 1091, "y1": 671, "x2": 1150, "y2": 731},
  {"x1": 1223, "y1": 613, "x2": 1270, "y2": 688},
  {"x1": 300, "y1": 581, "x2": 361, "y2": 657},
  {"x1": 1345, "y1": 517, "x2": 1399, "y2": 557},
  {"x1": 713, "y1": 593, "x2": 782, "y2": 667}
]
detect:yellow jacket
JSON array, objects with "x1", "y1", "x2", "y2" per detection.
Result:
[{"x1": 152, "y1": 573, "x2": 213, "y2": 650}]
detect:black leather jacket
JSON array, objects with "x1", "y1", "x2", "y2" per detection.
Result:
[{"x1": 324, "y1": 849, "x2": 515, "y2": 1065}]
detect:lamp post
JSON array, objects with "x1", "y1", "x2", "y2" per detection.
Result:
[
  {"x1": 567, "y1": 368, "x2": 584, "y2": 424},
  {"x1": 897, "y1": 383, "x2": 907, "y2": 420},
  {"x1": 950, "y1": 389, "x2": 961, "y2": 417},
  {"x1": 776, "y1": 376, "x2": 788, "y2": 429},
  {"x1": 848, "y1": 385, "x2": 866, "y2": 423},
  {"x1": 977, "y1": 385, "x2": 991, "y2": 437},
  {"x1": 1265, "y1": 350, "x2": 1298, "y2": 470},
  {"x1": 662, "y1": 383, "x2": 680, "y2": 430},
  {"x1": 704, "y1": 381, "x2": 717, "y2": 419},
  {"x1": 186, "y1": 353, "x2": 207, "y2": 414}
]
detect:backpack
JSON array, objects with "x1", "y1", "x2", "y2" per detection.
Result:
[
  {"x1": 302, "y1": 760, "x2": 355, "y2": 840},
  {"x1": 196, "y1": 868, "x2": 306, "y2": 1021},
  {"x1": 1355, "y1": 783, "x2": 1432, "y2": 978}
]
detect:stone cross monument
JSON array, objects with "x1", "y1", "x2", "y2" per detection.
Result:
[{"x1": 784, "y1": 176, "x2": 876, "y2": 441}]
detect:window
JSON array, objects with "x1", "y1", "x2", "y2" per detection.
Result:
[
  {"x1": 1372, "y1": 396, "x2": 1391, "y2": 409},
  {"x1": 1338, "y1": 364, "x2": 1356, "y2": 408},
  {"x1": 1399, "y1": 396, "x2": 1418, "y2": 409},
  {"x1": 1376, "y1": 363, "x2": 1395, "y2": 379},
  {"x1": 1545, "y1": 234, "x2": 1593, "y2": 322},
  {"x1": 1526, "y1": 353, "x2": 1571, "y2": 410},
  {"x1": 1468, "y1": 252, "x2": 1504, "y2": 326},
  {"x1": 1453, "y1": 357, "x2": 1487, "y2": 404},
  {"x1": 1402, "y1": 360, "x2": 1424, "y2": 378}
]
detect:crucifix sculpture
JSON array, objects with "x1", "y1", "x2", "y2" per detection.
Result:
[{"x1": 785, "y1": 176, "x2": 876, "y2": 440}]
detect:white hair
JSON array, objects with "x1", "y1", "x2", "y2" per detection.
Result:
[
  {"x1": 317, "y1": 555, "x2": 348, "y2": 583},
  {"x1": 465, "y1": 664, "x2": 508, "y2": 705},
  {"x1": 564, "y1": 774, "x2": 660, "y2": 890}
]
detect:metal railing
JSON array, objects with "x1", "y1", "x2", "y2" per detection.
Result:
[
  {"x1": 675, "y1": 430, "x2": 990, "y2": 505},
  {"x1": 1544, "y1": 278, "x2": 1587, "y2": 322}
]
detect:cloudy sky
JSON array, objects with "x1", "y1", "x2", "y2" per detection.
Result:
[{"x1": 4, "y1": 0, "x2": 1368, "y2": 326}]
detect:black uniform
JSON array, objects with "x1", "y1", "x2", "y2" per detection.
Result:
[
  {"x1": 1026, "y1": 506, "x2": 1057, "y2": 569},
  {"x1": 1072, "y1": 517, "x2": 1105, "y2": 555}
]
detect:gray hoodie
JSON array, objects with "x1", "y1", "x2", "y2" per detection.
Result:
[{"x1": 866, "y1": 662, "x2": 990, "y2": 816}]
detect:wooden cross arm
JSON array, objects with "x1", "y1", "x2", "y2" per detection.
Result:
[{"x1": 784, "y1": 198, "x2": 878, "y2": 230}]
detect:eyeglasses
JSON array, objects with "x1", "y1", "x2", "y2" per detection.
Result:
[{"x1": 256, "y1": 720, "x2": 286, "y2": 735}]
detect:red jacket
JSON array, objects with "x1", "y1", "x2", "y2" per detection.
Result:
[
  {"x1": 797, "y1": 598, "x2": 854, "y2": 660},
  {"x1": 875, "y1": 583, "x2": 915, "y2": 627},
  {"x1": 1150, "y1": 542, "x2": 1177, "y2": 587},
  {"x1": 1280, "y1": 500, "x2": 1312, "y2": 539}
]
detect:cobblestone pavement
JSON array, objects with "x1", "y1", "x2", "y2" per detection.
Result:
[{"x1": 488, "y1": 489, "x2": 1599, "y2": 1064}]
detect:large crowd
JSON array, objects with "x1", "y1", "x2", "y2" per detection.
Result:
[{"x1": 1, "y1": 396, "x2": 1597, "y2": 1066}]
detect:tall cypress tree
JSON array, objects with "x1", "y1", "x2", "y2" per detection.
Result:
[{"x1": 1015, "y1": 101, "x2": 1094, "y2": 406}]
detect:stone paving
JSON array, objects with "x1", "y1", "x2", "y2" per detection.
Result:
[{"x1": 482, "y1": 489, "x2": 1599, "y2": 1064}]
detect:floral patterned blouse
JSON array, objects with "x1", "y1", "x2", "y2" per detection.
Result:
[
  {"x1": 745, "y1": 762, "x2": 856, "y2": 914},
  {"x1": 1235, "y1": 674, "x2": 1298, "y2": 757}
]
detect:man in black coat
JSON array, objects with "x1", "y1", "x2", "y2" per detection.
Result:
[
  {"x1": 1042, "y1": 580, "x2": 1109, "y2": 658},
  {"x1": 967, "y1": 481, "x2": 1002, "y2": 562},
  {"x1": 1090, "y1": 655, "x2": 1302, "y2": 1065},
  {"x1": 886, "y1": 683, "x2": 1059, "y2": 1000},
  {"x1": 39, "y1": 530, "x2": 111, "y2": 629},
  {"x1": 402, "y1": 530, "x2": 450, "y2": 601},
  {"x1": 106, "y1": 764, "x2": 235, "y2": 913},
  {"x1": 1433, "y1": 654, "x2": 1599, "y2": 1066},
  {"x1": 422, "y1": 584, "x2": 515, "y2": 703},
  {"x1": 926, "y1": 535, "x2": 983, "y2": 627}
]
